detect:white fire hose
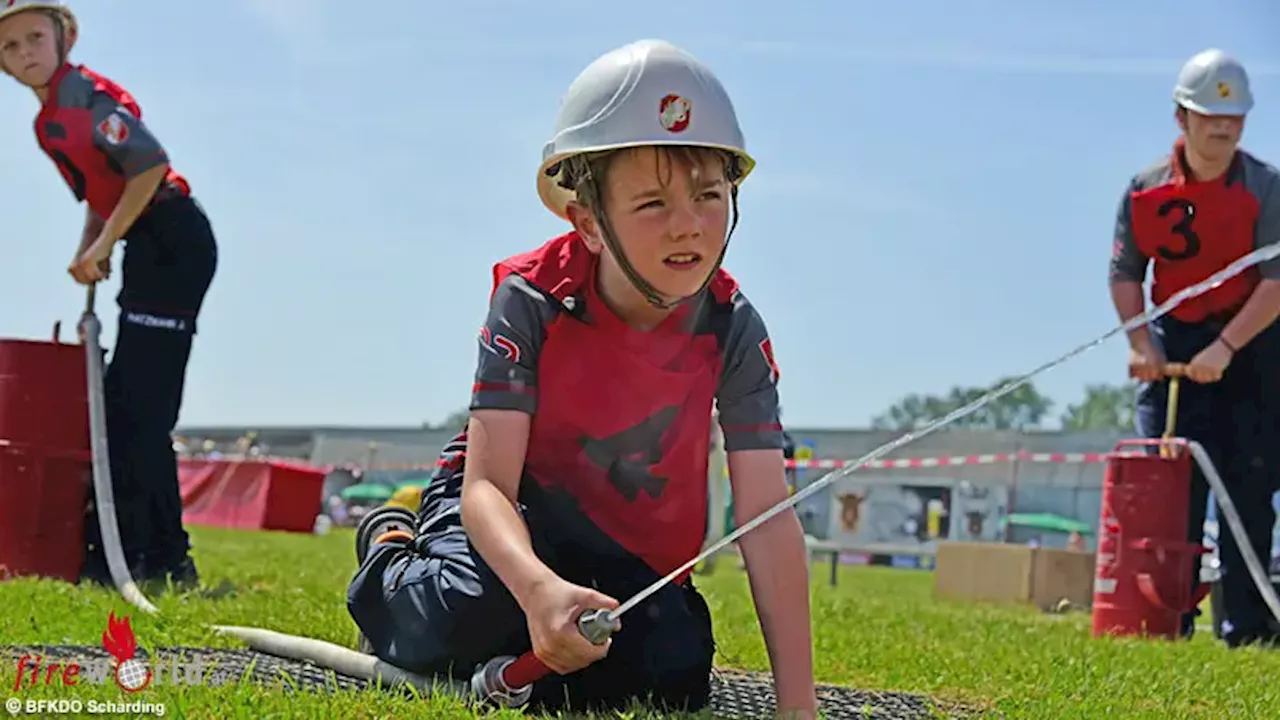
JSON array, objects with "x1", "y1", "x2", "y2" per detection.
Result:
[
  {"x1": 77, "y1": 286, "x2": 455, "y2": 697},
  {"x1": 81, "y1": 286, "x2": 158, "y2": 615},
  {"x1": 76, "y1": 241, "x2": 1280, "y2": 706},
  {"x1": 1187, "y1": 441, "x2": 1280, "y2": 627}
]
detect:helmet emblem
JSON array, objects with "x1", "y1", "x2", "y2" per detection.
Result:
[
  {"x1": 658, "y1": 94, "x2": 691, "y2": 133},
  {"x1": 1217, "y1": 81, "x2": 1231, "y2": 99}
]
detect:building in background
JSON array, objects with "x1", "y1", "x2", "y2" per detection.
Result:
[{"x1": 177, "y1": 424, "x2": 1278, "y2": 554}]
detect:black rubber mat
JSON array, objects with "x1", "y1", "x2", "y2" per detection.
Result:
[
  {"x1": 2, "y1": 646, "x2": 979, "y2": 718},
  {"x1": 709, "y1": 668, "x2": 978, "y2": 719}
]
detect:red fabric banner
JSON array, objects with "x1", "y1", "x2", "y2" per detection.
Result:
[{"x1": 180, "y1": 458, "x2": 324, "y2": 533}]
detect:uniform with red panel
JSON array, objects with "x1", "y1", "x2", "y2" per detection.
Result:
[
  {"x1": 29, "y1": 62, "x2": 218, "y2": 588},
  {"x1": 1106, "y1": 139, "x2": 1280, "y2": 645},
  {"x1": 1125, "y1": 139, "x2": 1268, "y2": 322},
  {"x1": 35, "y1": 64, "x2": 189, "y2": 218},
  {"x1": 346, "y1": 231, "x2": 785, "y2": 713}
]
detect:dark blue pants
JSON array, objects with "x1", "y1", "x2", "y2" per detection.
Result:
[
  {"x1": 81, "y1": 194, "x2": 218, "y2": 581},
  {"x1": 1135, "y1": 314, "x2": 1280, "y2": 644},
  {"x1": 346, "y1": 463, "x2": 715, "y2": 713}
]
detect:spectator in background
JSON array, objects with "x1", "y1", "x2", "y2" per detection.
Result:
[
  {"x1": 328, "y1": 496, "x2": 349, "y2": 527},
  {"x1": 234, "y1": 431, "x2": 260, "y2": 457}
]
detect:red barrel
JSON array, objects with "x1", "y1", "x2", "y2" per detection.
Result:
[
  {"x1": 1091, "y1": 439, "x2": 1210, "y2": 639},
  {"x1": 0, "y1": 335, "x2": 92, "y2": 583}
]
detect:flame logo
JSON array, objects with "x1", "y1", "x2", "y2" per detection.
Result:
[
  {"x1": 102, "y1": 611, "x2": 152, "y2": 692},
  {"x1": 102, "y1": 611, "x2": 138, "y2": 661}
]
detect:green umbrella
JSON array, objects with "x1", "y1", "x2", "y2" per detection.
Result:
[
  {"x1": 395, "y1": 477, "x2": 432, "y2": 491},
  {"x1": 1006, "y1": 513, "x2": 1093, "y2": 535},
  {"x1": 341, "y1": 483, "x2": 394, "y2": 501}
]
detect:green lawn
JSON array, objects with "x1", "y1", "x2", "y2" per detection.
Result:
[{"x1": 2, "y1": 525, "x2": 1278, "y2": 718}]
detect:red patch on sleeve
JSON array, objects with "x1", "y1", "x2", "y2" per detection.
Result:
[{"x1": 758, "y1": 337, "x2": 779, "y2": 384}]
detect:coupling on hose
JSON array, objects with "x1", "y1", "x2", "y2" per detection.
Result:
[
  {"x1": 469, "y1": 656, "x2": 533, "y2": 708},
  {"x1": 470, "y1": 608, "x2": 620, "y2": 707},
  {"x1": 575, "y1": 607, "x2": 620, "y2": 643}
]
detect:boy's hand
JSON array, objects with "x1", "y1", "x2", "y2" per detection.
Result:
[
  {"x1": 523, "y1": 577, "x2": 619, "y2": 674},
  {"x1": 1185, "y1": 340, "x2": 1232, "y2": 383},
  {"x1": 1127, "y1": 342, "x2": 1166, "y2": 382},
  {"x1": 69, "y1": 239, "x2": 113, "y2": 285}
]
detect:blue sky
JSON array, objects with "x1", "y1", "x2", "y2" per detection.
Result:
[{"x1": 2, "y1": 0, "x2": 1277, "y2": 428}]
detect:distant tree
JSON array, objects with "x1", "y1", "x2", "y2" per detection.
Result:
[
  {"x1": 872, "y1": 378, "x2": 1054, "y2": 431},
  {"x1": 1060, "y1": 382, "x2": 1137, "y2": 432}
]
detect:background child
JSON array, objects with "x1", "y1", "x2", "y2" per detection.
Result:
[
  {"x1": 1110, "y1": 48, "x2": 1280, "y2": 646},
  {"x1": 0, "y1": 0, "x2": 218, "y2": 589}
]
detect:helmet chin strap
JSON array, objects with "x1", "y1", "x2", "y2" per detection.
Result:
[
  {"x1": 48, "y1": 11, "x2": 69, "y2": 84},
  {"x1": 588, "y1": 183, "x2": 741, "y2": 311}
]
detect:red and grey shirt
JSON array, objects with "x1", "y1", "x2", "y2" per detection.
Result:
[
  {"x1": 1110, "y1": 139, "x2": 1280, "y2": 322},
  {"x1": 34, "y1": 63, "x2": 188, "y2": 219},
  {"x1": 469, "y1": 231, "x2": 785, "y2": 576}
]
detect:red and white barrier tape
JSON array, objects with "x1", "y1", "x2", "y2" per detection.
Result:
[
  {"x1": 178, "y1": 449, "x2": 1121, "y2": 475},
  {"x1": 311, "y1": 449, "x2": 1116, "y2": 474},
  {"x1": 783, "y1": 449, "x2": 1111, "y2": 471}
]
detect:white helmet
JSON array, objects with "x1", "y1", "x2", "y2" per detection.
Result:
[
  {"x1": 0, "y1": 1, "x2": 77, "y2": 51},
  {"x1": 537, "y1": 39, "x2": 755, "y2": 221},
  {"x1": 1173, "y1": 48, "x2": 1253, "y2": 116}
]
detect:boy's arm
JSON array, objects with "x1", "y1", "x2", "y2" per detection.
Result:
[
  {"x1": 459, "y1": 274, "x2": 558, "y2": 609},
  {"x1": 80, "y1": 206, "x2": 104, "y2": 253},
  {"x1": 1221, "y1": 178, "x2": 1280, "y2": 350},
  {"x1": 462, "y1": 410, "x2": 557, "y2": 607},
  {"x1": 727, "y1": 449, "x2": 816, "y2": 717},
  {"x1": 1108, "y1": 179, "x2": 1154, "y2": 349},
  {"x1": 716, "y1": 293, "x2": 817, "y2": 718},
  {"x1": 86, "y1": 93, "x2": 170, "y2": 250}
]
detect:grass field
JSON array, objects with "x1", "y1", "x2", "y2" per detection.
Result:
[{"x1": 2, "y1": 525, "x2": 1279, "y2": 719}]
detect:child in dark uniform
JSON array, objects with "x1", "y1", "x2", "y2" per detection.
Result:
[
  {"x1": 0, "y1": 0, "x2": 218, "y2": 589},
  {"x1": 1110, "y1": 48, "x2": 1280, "y2": 646},
  {"x1": 347, "y1": 39, "x2": 817, "y2": 716}
]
